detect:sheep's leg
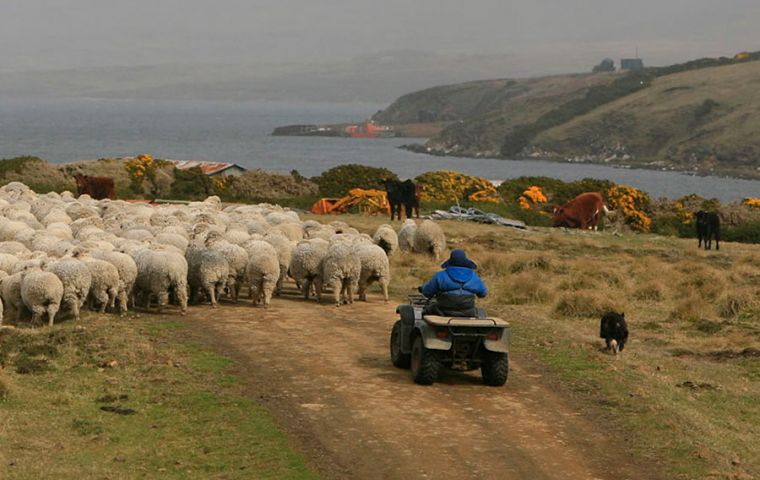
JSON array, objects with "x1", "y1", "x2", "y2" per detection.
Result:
[
  {"x1": 380, "y1": 278, "x2": 389, "y2": 303},
  {"x1": 313, "y1": 277, "x2": 323, "y2": 303},
  {"x1": 156, "y1": 291, "x2": 169, "y2": 314},
  {"x1": 118, "y1": 290, "x2": 128, "y2": 315},
  {"x1": 47, "y1": 304, "x2": 59, "y2": 327},
  {"x1": 330, "y1": 278, "x2": 342, "y2": 306},
  {"x1": 71, "y1": 300, "x2": 81, "y2": 321},
  {"x1": 176, "y1": 283, "x2": 188, "y2": 316},
  {"x1": 302, "y1": 278, "x2": 312, "y2": 300},
  {"x1": 346, "y1": 280, "x2": 355, "y2": 305},
  {"x1": 203, "y1": 283, "x2": 216, "y2": 308}
]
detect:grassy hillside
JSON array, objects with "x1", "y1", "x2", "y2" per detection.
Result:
[
  {"x1": 380, "y1": 53, "x2": 760, "y2": 178},
  {"x1": 374, "y1": 73, "x2": 617, "y2": 155},
  {"x1": 532, "y1": 61, "x2": 760, "y2": 176}
]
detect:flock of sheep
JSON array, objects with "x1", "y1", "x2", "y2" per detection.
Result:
[{"x1": 0, "y1": 182, "x2": 447, "y2": 327}]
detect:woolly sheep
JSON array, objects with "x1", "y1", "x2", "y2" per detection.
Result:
[
  {"x1": 320, "y1": 243, "x2": 361, "y2": 306},
  {"x1": 45, "y1": 256, "x2": 92, "y2": 321},
  {"x1": 413, "y1": 220, "x2": 446, "y2": 260},
  {"x1": 245, "y1": 241, "x2": 280, "y2": 307},
  {"x1": 263, "y1": 232, "x2": 294, "y2": 294},
  {"x1": 133, "y1": 249, "x2": 188, "y2": 314},
  {"x1": 1, "y1": 271, "x2": 24, "y2": 323},
  {"x1": 204, "y1": 231, "x2": 248, "y2": 301},
  {"x1": 355, "y1": 244, "x2": 391, "y2": 302},
  {"x1": 154, "y1": 232, "x2": 189, "y2": 253},
  {"x1": 0, "y1": 253, "x2": 19, "y2": 274},
  {"x1": 372, "y1": 224, "x2": 399, "y2": 256},
  {"x1": 289, "y1": 238, "x2": 329, "y2": 300},
  {"x1": 21, "y1": 268, "x2": 64, "y2": 326},
  {"x1": 80, "y1": 256, "x2": 120, "y2": 313},
  {"x1": 397, "y1": 219, "x2": 417, "y2": 252},
  {"x1": 90, "y1": 250, "x2": 137, "y2": 314},
  {"x1": 274, "y1": 222, "x2": 304, "y2": 242},
  {"x1": 186, "y1": 247, "x2": 230, "y2": 307}
]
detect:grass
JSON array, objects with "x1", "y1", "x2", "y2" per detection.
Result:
[
  {"x1": 325, "y1": 212, "x2": 760, "y2": 480},
  {"x1": 0, "y1": 313, "x2": 317, "y2": 480}
]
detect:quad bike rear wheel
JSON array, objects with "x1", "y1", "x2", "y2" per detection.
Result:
[
  {"x1": 390, "y1": 321, "x2": 411, "y2": 368},
  {"x1": 411, "y1": 335, "x2": 441, "y2": 385},
  {"x1": 481, "y1": 351, "x2": 509, "y2": 386}
]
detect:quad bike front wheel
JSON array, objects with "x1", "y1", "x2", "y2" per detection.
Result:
[
  {"x1": 411, "y1": 335, "x2": 441, "y2": 385},
  {"x1": 481, "y1": 351, "x2": 509, "y2": 386},
  {"x1": 390, "y1": 321, "x2": 411, "y2": 368}
]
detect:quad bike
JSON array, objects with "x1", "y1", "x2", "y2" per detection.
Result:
[{"x1": 389, "y1": 294, "x2": 510, "y2": 386}]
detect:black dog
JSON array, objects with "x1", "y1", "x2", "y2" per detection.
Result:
[{"x1": 600, "y1": 312, "x2": 629, "y2": 355}]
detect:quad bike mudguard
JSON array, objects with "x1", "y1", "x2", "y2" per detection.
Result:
[{"x1": 420, "y1": 315, "x2": 511, "y2": 353}]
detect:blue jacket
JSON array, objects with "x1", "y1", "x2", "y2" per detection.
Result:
[{"x1": 421, "y1": 266, "x2": 488, "y2": 298}]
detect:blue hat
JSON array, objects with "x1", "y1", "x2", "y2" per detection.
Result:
[{"x1": 441, "y1": 249, "x2": 477, "y2": 270}]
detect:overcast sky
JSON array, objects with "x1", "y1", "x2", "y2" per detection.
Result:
[{"x1": 2, "y1": 0, "x2": 758, "y2": 71}]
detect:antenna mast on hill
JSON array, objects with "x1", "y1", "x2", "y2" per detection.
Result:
[{"x1": 636, "y1": 46, "x2": 639, "y2": 59}]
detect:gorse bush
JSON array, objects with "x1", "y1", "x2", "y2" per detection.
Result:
[
  {"x1": 312, "y1": 164, "x2": 397, "y2": 197},
  {"x1": 170, "y1": 167, "x2": 215, "y2": 200},
  {"x1": 414, "y1": 170, "x2": 499, "y2": 203}
]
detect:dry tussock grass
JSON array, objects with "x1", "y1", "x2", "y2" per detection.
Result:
[
  {"x1": 494, "y1": 271, "x2": 553, "y2": 305},
  {"x1": 554, "y1": 289, "x2": 625, "y2": 319}
]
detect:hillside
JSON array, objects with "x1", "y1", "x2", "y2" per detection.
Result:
[
  {"x1": 531, "y1": 61, "x2": 760, "y2": 176},
  {"x1": 373, "y1": 73, "x2": 618, "y2": 155},
  {"x1": 378, "y1": 54, "x2": 760, "y2": 178}
]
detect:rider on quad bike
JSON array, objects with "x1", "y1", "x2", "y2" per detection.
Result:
[{"x1": 420, "y1": 249, "x2": 487, "y2": 318}]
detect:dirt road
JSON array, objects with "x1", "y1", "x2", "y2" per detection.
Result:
[{"x1": 183, "y1": 289, "x2": 654, "y2": 480}]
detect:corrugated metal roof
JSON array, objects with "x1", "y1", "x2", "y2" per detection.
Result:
[{"x1": 165, "y1": 159, "x2": 246, "y2": 175}]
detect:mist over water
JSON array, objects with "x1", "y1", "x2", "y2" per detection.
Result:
[{"x1": 1, "y1": 97, "x2": 758, "y2": 202}]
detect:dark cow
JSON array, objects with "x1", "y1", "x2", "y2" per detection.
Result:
[
  {"x1": 73, "y1": 173, "x2": 116, "y2": 200},
  {"x1": 552, "y1": 192, "x2": 607, "y2": 230},
  {"x1": 695, "y1": 211, "x2": 720, "y2": 251},
  {"x1": 600, "y1": 311, "x2": 628, "y2": 355},
  {"x1": 385, "y1": 179, "x2": 419, "y2": 221}
]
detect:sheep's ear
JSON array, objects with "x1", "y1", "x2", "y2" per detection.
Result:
[{"x1": 621, "y1": 312, "x2": 625, "y2": 318}]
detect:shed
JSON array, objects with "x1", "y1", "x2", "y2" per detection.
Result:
[
  {"x1": 621, "y1": 58, "x2": 644, "y2": 71},
  {"x1": 167, "y1": 160, "x2": 247, "y2": 177}
]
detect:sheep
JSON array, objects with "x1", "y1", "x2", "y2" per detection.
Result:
[
  {"x1": 413, "y1": 220, "x2": 446, "y2": 260},
  {"x1": 80, "y1": 256, "x2": 120, "y2": 313},
  {"x1": 90, "y1": 250, "x2": 137, "y2": 314},
  {"x1": 0, "y1": 253, "x2": 19, "y2": 274},
  {"x1": 204, "y1": 231, "x2": 248, "y2": 301},
  {"x1": 320, "y1": 243, "x2": 361, "y2": 306},
  {"x1": 154, "y1": 232, "x2": 189, "y2": 253},
  {"x1": 244, "y1": 241, "x2": 280, "y2": 307},
  {"x1": 45, "y1": 256, "x2": 92, "y2": 322},
  {"x1": 186, "y1": 247, "x2": 230, "y2": 307},
  {"x1": 289, "y1": 238, "x2": 329, "y2": 300},
  {"x1": 263, "y1": 232, "x2": 294, "y2": 294},
  {"x1": 373, "y1": 224, "x2": 399, "y2": 256},
  {"x1": 1, "y1": 271, "x2": 24, "y2": 324},
  {"x1": 133, "y1": 249, "x2": 188, "y2": 315},
  {"x1": 21, "y1": 268, "x2": 64, "y2": 326},
  {"x1": 274, "y1": 222, "x2": 304, "y2": 242},
  {"x1": 0, "y1": 274, "x2": 4, "y2": 325},
  {"x1": 397, "y1": 219, "x2": 417, "y2": 252},
  {"x1": 355, "y1": 244, "x2": 391, "y2": 302}
]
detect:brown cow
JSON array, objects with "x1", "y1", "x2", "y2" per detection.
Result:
[
  {"x1": 552, "y1": 192, "x2": 607, "y2": 230},
  {"x1": 72, "y1": 173, "x2": 116, "y2": 200}
]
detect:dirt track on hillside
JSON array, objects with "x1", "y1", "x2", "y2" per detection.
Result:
[{"x1": 183, "y1": 287, "x2": 656, "y2": 480}]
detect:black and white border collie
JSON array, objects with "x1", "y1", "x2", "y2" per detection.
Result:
[{"x1": 600, "y1": 312, "x2": 629, "y2": 355}]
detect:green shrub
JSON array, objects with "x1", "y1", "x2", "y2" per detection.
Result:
[
  {"x1": 312, "y1": 164, "x2": 398, "y2": 197},
  {"x1": 222, "y1": 170, "x2": 319, "y2": 203},
  {"x1": 169, "y1": 167, "x2": 215, "y2": 200},
  {"x1": 723, "y1": 222, "x2": 760, "y2": 244}
]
